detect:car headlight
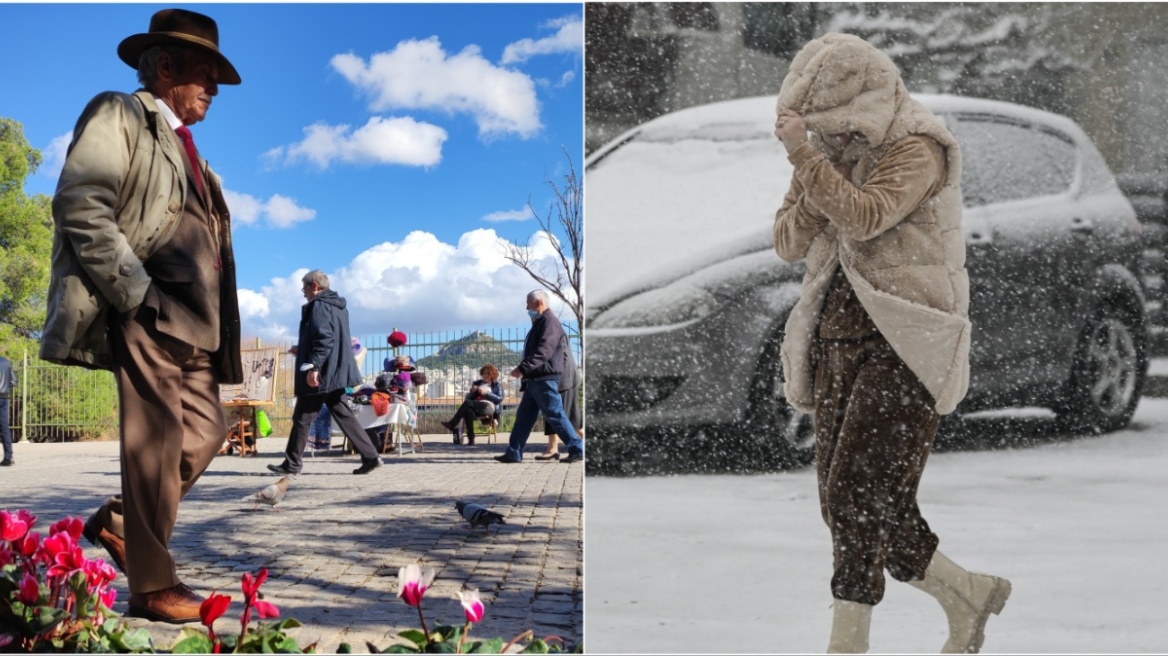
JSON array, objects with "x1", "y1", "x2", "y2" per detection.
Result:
[{"x1": 591, "y1": 283, "x2": 720, "y2": 329}]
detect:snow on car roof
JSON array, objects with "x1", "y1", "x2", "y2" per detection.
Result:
[{"x1": 585, "y1": 93, "x2": 1091, "y2": 306}]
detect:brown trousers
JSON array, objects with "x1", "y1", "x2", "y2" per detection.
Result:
[
  {"x1": 101, "y1": 307, "x2": 226, "y2": 594},
  {"x1": 813, "y1": 334, "x2": 940, "y2": 606}
]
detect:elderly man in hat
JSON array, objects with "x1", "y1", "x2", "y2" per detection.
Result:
[
  {"x1": 267, "y1": 269, "x2": 385, "y2": 476},
  {"x1": 40, "y1": 9, "x2": 242, "y2": 623}
]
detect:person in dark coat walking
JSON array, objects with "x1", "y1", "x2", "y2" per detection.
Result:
[
  {"x1": 535, "y1": 345, "x2": 581, "y2": 460},
  {"x1": 494, "y1": 290, "x2": 585, "y2": 464},
  {"x1": 0, "y1": 354, "x2": 15, "y2": 466},
  {"x1": 267, "y1": 270, "x2": 383, "y2": 475}
]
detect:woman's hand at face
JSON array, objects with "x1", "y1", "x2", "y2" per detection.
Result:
[{"x1": 775, "y1": 109, "x2": 808, "y2": 153}]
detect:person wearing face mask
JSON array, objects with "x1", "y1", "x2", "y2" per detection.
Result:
[
  {"x1": 493, "y1": 290, "x2": 585, "y2": 464},
  {"x1": 773, "y1": 33, "x2": 1010, "y2": 654}
]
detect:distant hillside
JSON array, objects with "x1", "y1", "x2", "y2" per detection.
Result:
[{"x1": 417, "y1": 331, "x2": 523, "y2": 370}]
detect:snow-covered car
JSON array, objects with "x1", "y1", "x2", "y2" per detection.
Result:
[{"x1": 585, "y1": 94, "x2": 1148, "y2": 474}]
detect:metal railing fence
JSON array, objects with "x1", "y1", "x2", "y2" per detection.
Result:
[{"x1": 9, "y1": 326, "x2": 582, "y2": 442}]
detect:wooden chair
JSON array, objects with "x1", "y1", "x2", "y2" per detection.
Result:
[
  {"x1": 476, "y1": 414, "x2": 499, "y2": 444},
  {"x1": 221, "y1": 407, "x2": 258, "y2": 457}
]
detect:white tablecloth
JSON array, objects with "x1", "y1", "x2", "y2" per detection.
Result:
[{"x1": 355, "y1": 403, "x2": 412, "y2": 429}]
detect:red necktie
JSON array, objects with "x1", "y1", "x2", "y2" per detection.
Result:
[{"x1": 174, "y1": 125, "x2": 205, "y2": 196}]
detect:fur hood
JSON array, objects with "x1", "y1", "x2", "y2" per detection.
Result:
[
  {"x1": 776, "y1": 32, "x2": 961, "y2": 184},
  {"x1": 777, "y1": 32, "x2": 904, "y2": 149}
]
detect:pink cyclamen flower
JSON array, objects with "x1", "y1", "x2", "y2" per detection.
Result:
[
  {"x1": 14, "y1": 510, "x2": 37, "y2": 529},
  {"x1": 18, "y1": 573, "x2": 40, "y2": 604},
  {"x1": 254, "y1": 599, "x2": 280, "y2": 619},
  {"x1": 100, "y1": 588, "x2": 117, "y2": 610},
  {"x1": 457, "y1": 588, "x2": 485, "y2": 623},
  {"x1": 199, "y1": 592, "x2": 232, "y2": 627},
  {"x1": 45, "y1": 534, "x2": 85, "y2": 578},
  {"x1": 397, "y1": 564, "x2": 436, "y2": 607},
  {"x1": 0, "y1": 510, "x2": 30, "y2": 542},
  {"x1": 49, "y1": 516, "x2": 84, "y2": 541},
  {"x1": 16, "y1": 532, "x2": 40, "y2": 559},
  {"x1": 241, "y1": 568, "x2": 269, "y2": 604},
  {"x1": 84, "y1": 558, "x2": 117, "y2": 590}
]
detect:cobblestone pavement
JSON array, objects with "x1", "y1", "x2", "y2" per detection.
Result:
[{"x1": 0, "y1": 434, "x2": 582, "y2": 653}]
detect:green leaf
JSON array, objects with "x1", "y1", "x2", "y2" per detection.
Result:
[
  {"x1": 336, "y1": 643, "x2": 352, "y2": 654},
  {"x1": 520, "y1": 638, "x2": 550, "y2": 654},
  {"x1": 170, "y1": 633, "x2": 215, "y2": 653},
  {"x1": 397, "y1": 629, "x2": 427, "y2": 648},
  {"x1": 27, "y1": 607, "x2": 69, "y2": 634},
  {"x1": 464, "y1": 637, "x2": 505, "y2": 654},
  {"x1": 380, "y1": 645, "x2": 422, "y2": 654}
]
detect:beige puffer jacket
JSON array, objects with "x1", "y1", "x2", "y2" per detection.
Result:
[
  {"x1": 773, "y1": 32, "x2": 970, "y2": 415},
  {"x1": 41, "y1": 89, "x2": 242, "y2": 383}
]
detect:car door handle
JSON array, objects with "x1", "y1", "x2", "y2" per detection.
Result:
[
  {"x1": 967, "y1": 231, "x2": 993, "y2": 246},
  {"x1": 1070, "y1": 217, "x2": 1095, "y2": 234}
]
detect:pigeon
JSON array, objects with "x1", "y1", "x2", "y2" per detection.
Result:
[
  {"x1": 244, "y1": 476, "x2": 291, "y2": 511},
  {"x1": 455, "y1": 501, "x2": 505, "y2": 532}
]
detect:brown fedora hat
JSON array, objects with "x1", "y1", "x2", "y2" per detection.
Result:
[{"x1": 117, "y1": 8, "x2": 241, "y2": 85}]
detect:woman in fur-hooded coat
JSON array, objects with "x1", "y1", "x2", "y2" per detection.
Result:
[
  {"x1": 774, "y1": 32, "x2": 970, "y2": 416},
  {"x1": 772, "y1": 33, "x2": 1010, "y2": 655}
]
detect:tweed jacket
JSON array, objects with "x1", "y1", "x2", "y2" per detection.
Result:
[
  {"x1": 772, "y1": 33, "x2": 970, "y2": 415},
  {"x1": 41, "y1": 89, "x2": 242, "y2": 384}
]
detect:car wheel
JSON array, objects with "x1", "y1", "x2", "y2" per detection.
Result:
[
  {"x1": 741, "y1": 330, "x2": 815, "y2": 470},
  {"x1": 1055, "y1": 303, "x2": 1146, "y2": 434}
]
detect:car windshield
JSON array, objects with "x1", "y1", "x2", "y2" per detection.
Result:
[{"x1": 587, "y1": 112, "x2": 793, "y2": 306}]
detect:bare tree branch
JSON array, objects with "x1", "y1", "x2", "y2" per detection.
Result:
[{"x1": 501, "y1": 146, "x2": 583, "y2": 328}]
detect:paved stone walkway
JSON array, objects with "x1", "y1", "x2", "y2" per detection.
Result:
[{"x1": 0, "y1": 434, "x2": 582, "y2": 653}]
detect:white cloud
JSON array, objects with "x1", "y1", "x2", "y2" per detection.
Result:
[
  {"x1": 222, "y1": 188, "x2": 316, "y2": 228},
  {"x1": 482, "y1": 207, "x2": 534, "y2": 223},
  {"x1": 500, "y1": 15, "x2": 583, "y2": 65},
  {"x1": 39, "y1": 131, "x2": 73, "y2": 178},
  {"x1": 236, "y1": 228, "x2": 578, "y2": 342},
  {"x1": 331, "y1": 37, "x2": 542, "y2": 139},
  {"x1": 267, "y1": 116, "x2": 447, "y2": 169}
]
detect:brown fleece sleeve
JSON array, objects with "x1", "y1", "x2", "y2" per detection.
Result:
[
  {"x1": 774, "y1": 161, "x2": 831, "y2": 263},
  {"x1": 787, "y1": 136, "x2": 945, "y2": 242}
]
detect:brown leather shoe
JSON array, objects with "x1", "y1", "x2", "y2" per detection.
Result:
[
  {"x1": 83, "y1": 514, "x2": 127, "y2": 574},
  {"x1": 127, "y1": 583, "x2": 204, "y2": 624}
]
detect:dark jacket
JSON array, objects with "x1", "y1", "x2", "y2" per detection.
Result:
[
  {"x1": 294, "y1": 290, "x2": 361, "y2": 397},
  {"x1": 559, "y1": 345, "x2": 578, "y2": 393},
  {"x1": 0, "y1": 356, "x2": 14, "y2": 399},
  {"x1": 518, "y1": 309, "x2": 568, "y2": 382},
  {"x1": 465, "y1": 379, "x2": 505, "y2": 405}
]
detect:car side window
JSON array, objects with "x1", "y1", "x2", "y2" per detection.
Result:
[{"x1": 953, "y1": 115, "x2": 1078, "y2": 206}]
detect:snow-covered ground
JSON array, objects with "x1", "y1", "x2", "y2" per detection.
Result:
[{"x1": 584, "y1": 389, "x2": 1168, "y2": 653}]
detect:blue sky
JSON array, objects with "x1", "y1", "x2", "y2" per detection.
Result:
[{"x1": 3, "y1": 2, "x2": 582, "y2": 342}]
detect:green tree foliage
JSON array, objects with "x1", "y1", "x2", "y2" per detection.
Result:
[
  {"x1": 0, "y1": 117, "x2": 54, "y2": 349},
  {"x1": 0, "y1": 117, "x2": 118, "y2": 442}
]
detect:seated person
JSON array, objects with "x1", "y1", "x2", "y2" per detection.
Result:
[{"x1": 441, "y1": 364, "x2": 503, "y2": 445}]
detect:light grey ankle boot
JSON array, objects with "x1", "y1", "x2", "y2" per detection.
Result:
[
  {"x1": 909, "y1": 551, "x2": 1011, "y2": 654},
  {"x1": 826, "y1": 599, "x2": 872, "y2": 654}
]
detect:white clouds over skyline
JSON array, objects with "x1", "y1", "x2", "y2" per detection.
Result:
[
  {"x1": 500, "y1": 15, "x2": 583, "y2": 65},
  {"x1": 236, "y1": 228, "x2": 577, "y2": 342},
  {"x1": 331, "y1": 37, "x2": 543, "y2": 139},
  {"x1": 222, "y1": 189, "x2": 317, "y2": 228},
  {"x1": 482, "y1": 207, "x2": 535, "y2": 223},
  {"x1": 265, "y1": 116, "x2": 448, "y2": 169}
]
